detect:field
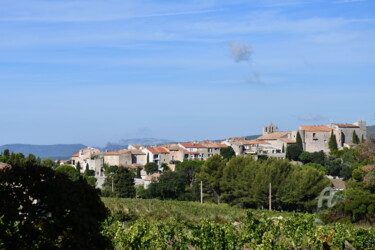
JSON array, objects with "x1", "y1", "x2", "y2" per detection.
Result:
[{"x1": 102, "y1": 198, "x2": 375, "y2": 249}]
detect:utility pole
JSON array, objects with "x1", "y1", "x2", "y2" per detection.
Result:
[
  {"x1": 269, "y1": 182, "x2": 272, "y2": 211},
  {"x1": 111, "y1": 172, "x2": 114, "y2": 193},
  {"x1": 200, "y1": 181, "x2": 203, "y2": 204}
]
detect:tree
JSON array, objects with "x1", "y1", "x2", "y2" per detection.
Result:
[
  {"x1": 286, "y1": 144, "x2": 302, "y2": 161},
  {"x1": 279, "y1": 165, "x2": 330, "y2": 211},
  {"x1": 220, "y1": 146, "x2": 235, "y2": 159},
  {"x1": 0, "y1": 160, "x2": 110, "y2": 249},
  {"x1": 161, "y1": 163, "x2": 169, "y2": 172},
  {"x1": 41, "y1": 158, "x2": 56, "y2": 168},
  {"x1": 175, "y1": 160, "x2": 203, "y2": 188},
  {"x1": 76, "y1": 161, "x2": 81, "y2": 173},
  {"x1": 136, "y1": 166, "x2": 142, "y2": 178},
  {"x1": 55, "y1": 165, "x2": 80, "y2": 181},
  {"x1": 329, "y1": 131, "x2": 338, "y2": 151},
  {"x1": 144, "y1": 162, "x2": 158, "y2": 174},
  {"x1": 352, "y1": 130, "x2": 360, "y2": 144},
  {"x1": 146, "y1": 171, "x2": 189, "y2": 200},
  {"x1": 296, "y1": 131, "x2": 303, "y2": 151},
  {"x1": 196, "y1": 155, "x2": 226, "y2": 204},
  {"x1": 103, "y1": 167, "x2": 135, "y2": 198}
]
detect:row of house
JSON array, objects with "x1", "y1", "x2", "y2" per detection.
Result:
[
  {"x1": 70, "y1": 142, "x2": 229, "y2": 176},
  {"x1": 70, "y1": 120, "x2": 367, "y2": 187},
  {"x1": 224, "y1": 121, "x2": 367, "y2": 159}
]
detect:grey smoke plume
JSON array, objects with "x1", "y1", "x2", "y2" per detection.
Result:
[{"x1": 229, "y1": 41, "x2": 253, "y2": 63}]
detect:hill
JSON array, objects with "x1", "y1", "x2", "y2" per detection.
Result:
[
  {"x1": 102, "y1": 138, "x2": 176, "y2": 151},
  {"x1": 0, "y1": 144, "x2": 87, "y2": 160}
]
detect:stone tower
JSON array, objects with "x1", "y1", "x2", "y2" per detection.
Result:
[{"x1": 263, "y1": 123, "x2": 278, "y2": 135}]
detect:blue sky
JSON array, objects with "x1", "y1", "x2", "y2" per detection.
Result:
[{"x1": 0, "y1": 0, "x2": 374, "y2": 146}]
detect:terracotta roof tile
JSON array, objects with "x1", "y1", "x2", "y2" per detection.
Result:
[
  {"x1": 241, "y1": 140, "x2": 270, "y2": 145},
  {"x1": 130, "y1": 150, "x2": 146, "y2": 155},
  {"x1": 332, "y1": 123, "x2": 359, "y2": 128},
  {"x1": 146, "y1": 147, "x2": 169, "y2": 154},
  {"x1": 300, "y1": 125, "x2": 332, "y2": 132},
  {"x1": 279, "y1": 138, "x2": 296, "y2": 143},
  {"x1": 179, "y1": 143, "x2": 205, "y2": 148},
  {"x1": 330, "y1": 178, "x2": 346, "y2": 190},
  {"x1": 105, "y1": 149, "x2": 130, "y2": 155},
  {"x1": 72, "y1": 152, "x2": 79, "y2": 157},
  {"x1": 201, "y1": 142, "x2": 228, "y2": 148},
  {"x1": 257, "y1": 132, "x2": 290, "y2": 140}
]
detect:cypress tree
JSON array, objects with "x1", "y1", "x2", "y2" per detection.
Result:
[
  {"x1": 296, "y1": 131, "x2": 303, "y2": 151},
  {"x1": 352, "y1": 130, "x2": 360, "y2": 144},
  {"x1": 76, "y1": 161, "x2": 81, "y2": 173},
  {"x1": 282, "y1": 144, "x2": 285, "y2": 153},
  {"x1": 361, "y1": 134, "x2": 365, "y2": 143},
  {"x1": 147, "y1": 153, "x2": 150, "y2": 163},
  {"x1": 328, "y1": 131, "x2": 338, "y2": 151}
]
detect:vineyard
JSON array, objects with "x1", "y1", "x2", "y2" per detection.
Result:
[{"x1": 102, "y1": 198, "x2": 375, "y2": 249}]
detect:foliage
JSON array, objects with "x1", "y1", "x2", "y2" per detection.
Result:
[
  {"x1": 352, "y1": 130, "x2": 360, "y2": 144},
  {"x1": 101, "y1": 199, "x2": 375, "y2": 250},
  {"x1": 329, "y1": 131, "x2": 338, "y2": 151},
  {"x1": 296, "y1": 131, "x2": 303, "y2": 151},
  {"x1": 196, "y1": 155, "x2": 226, "y2": 204},
  {"x1": 144, "y1": 162, "x2": 158, "y2": 174},
  {"x1": 40, "y1": 158, "x2": 57, "y2": 168},
  {"x1": 55, "y1": 164, "x2": 80, "y2": 181},
  {"x1": 76, "y1": 161, "x2": 81, "y2": 172},
  {"x1": 220, "y1": 147, "x2": 235, "y2": 159},
  {"x1": 146, "y1": 171, "x2": 190, "y2": 200},
  {"x1": 103, "y1": 167, "x2": 135, "y2": 198},
  {"x1": 0, "y1": 153, "x2": 110, "y2": 249},
  {"x1": 299, "y1": 150, "x2": 325, "y2": 165},
  {"x1": 286, "y1": 144, "x2": 302, "y2": 161}
]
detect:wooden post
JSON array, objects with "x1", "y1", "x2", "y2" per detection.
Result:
[{"x1": 200, "y1": 181, "x2": 203, "y2": 204}]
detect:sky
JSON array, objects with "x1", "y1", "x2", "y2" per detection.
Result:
[{"x1": 0, "y1": 0, "x2": 374, "y2": 147}]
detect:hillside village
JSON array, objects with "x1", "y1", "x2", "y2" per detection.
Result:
[{"x1": 69, "y1": 121, "x2": 368, "y2": 188}]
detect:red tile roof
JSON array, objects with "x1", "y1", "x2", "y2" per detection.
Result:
[
  {"x1": 146, "y1": 147, "x2": 169, "y2": 154},
  {"x1": 130, "y1": 150, "x2": 146, "y2": 155},
  {"x1": 332, "y1": 123, "x2": 359, "y2": 128},
  {"x1": 202, "y1": 142, "x2": 228, "y2": 148},
  {"x1": 105, "y1": 149, "x2": 130, "y2": 155},
  {"x1": 72, "y1": 152, "x2": 79, "y2": 157},
  {"x1": 179, "y1": 143, "x2": 205, "y2": 148},
  {"x1": 257, "y1": 132, "x2": 290, "y2": 140},
  {"x1": 279, "y1": 138, "x2": 296, "y2": 144},
  {"x1": 189, "y1": 152, "x2": 200, "y2": 155},
  {"x1": 241, "y1": 140, "x2": 270, "y2": 145},
  {"x1": 300, "y1": 125, "x2": 332, "y2": 132}
]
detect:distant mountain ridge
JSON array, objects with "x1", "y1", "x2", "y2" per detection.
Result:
[
  {"x1": 102, "y1": 138, "x2": 175, "y2": 151},
  {"x1": 0, "y1": 144, "x2": 87, "y2": 160}
]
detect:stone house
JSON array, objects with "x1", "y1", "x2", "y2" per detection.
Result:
[
  {"x1": 201, "y1": 142, "x2": 228, "y2": 158},
  {"x1": 178, "y1": 143, "x2": 206, "y2": 160},
  {"x1": 103, "y1": 149, "x2": 132, "y2": 167},
  {"x1": 71, "y1": 147, "x2": 101, "y2": 173},
  {"x1": 295, "y1": 121, "x2": 367, "y2": 153},
  {"x1": 142, "y1": 147, "x2": 170, "y2": 170}
]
